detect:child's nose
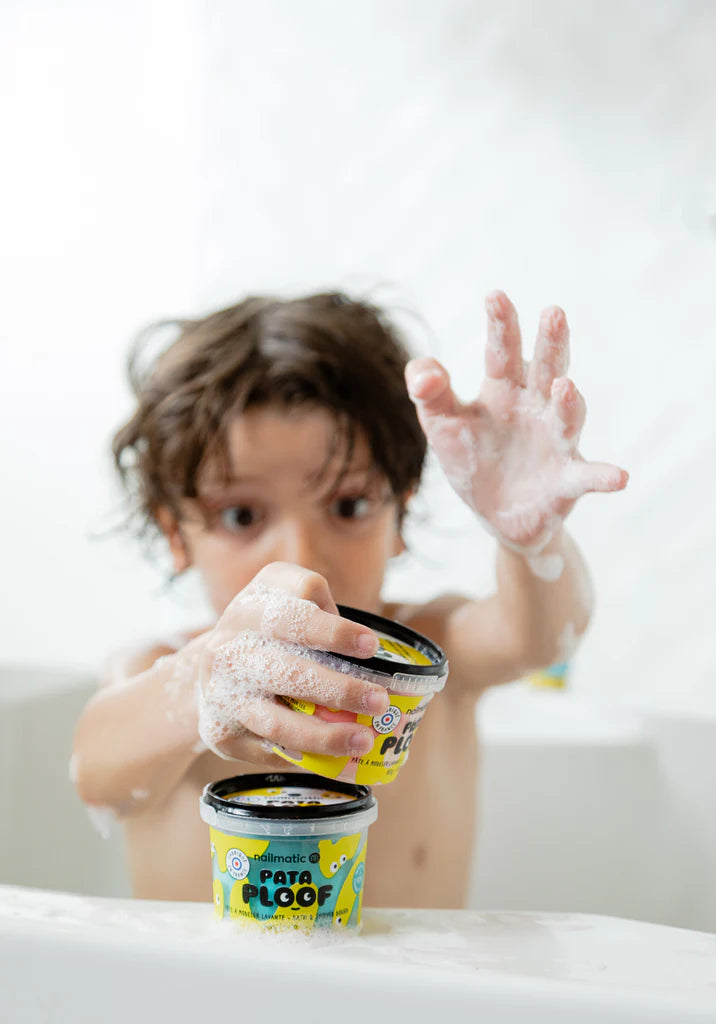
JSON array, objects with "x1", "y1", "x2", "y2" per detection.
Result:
[{"x1": 273, "y1": 519, "x2": 327, "y2": 575}]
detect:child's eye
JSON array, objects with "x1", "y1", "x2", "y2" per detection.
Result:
[
  {"x1": 219, "y1": 506, "x2": 263, "y2": 532},
  {"x1": 330, "y1": 496, "x2": 373, "y2": 520}
]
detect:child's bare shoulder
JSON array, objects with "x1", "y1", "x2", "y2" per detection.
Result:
[
  {"x1": 382, "y1": 594, "x2": 468, "y2": 656},
  {"x1": 102, "y1": 628, "x2": 209, "y2": 686}
]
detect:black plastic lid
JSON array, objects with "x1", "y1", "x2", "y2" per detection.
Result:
[
  {"x1": 202, "y1": 773, "x2": 375, "y2": 821},
  {"x1": 334, "y1": 604, "x2": 446, "y2": 676}
]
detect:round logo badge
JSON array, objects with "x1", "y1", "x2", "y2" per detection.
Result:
[
  {"x1": 372, "y1": 705, "x2": 402, "y2": 734},
  {"x1": 226, "y1": 848, "x2": 250, "y2": 880},
  {"x1": 352, "y1": 862, "x2": 365, "y2": 894}
]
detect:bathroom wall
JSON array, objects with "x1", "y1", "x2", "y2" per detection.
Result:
[{"x1": 2, "y1": 0, "x2": 715, "y2": 712}]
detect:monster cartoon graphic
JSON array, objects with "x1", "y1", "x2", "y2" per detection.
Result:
[
  {"x1": 210, "y1": 828, "x2": 270, "y2": 873},
  {"x1": 268, "y1": 881, "x2": 321, "y2": 930},
  {"x1": 318, "y1": 833, "x2": 361, "y2": 878},
  {"x1": 333, "y1": 842, "x2": 367, "y2": 927}
]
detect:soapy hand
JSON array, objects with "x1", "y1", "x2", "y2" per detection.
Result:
[
  {"x1": 197, "y1": 562, "x2": 388, "y2": 763},
  {"x1": 405, "y1": 291, "x2": 628, "y2": 553}
]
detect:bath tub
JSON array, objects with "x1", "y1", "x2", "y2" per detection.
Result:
[{"x1": 1, "y1": 666, "x2": 715, "y2": 1021}]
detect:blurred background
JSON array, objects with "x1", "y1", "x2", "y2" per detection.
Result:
[{"x1": 2, "y1": 0, "x2": 715, "y2": 713}]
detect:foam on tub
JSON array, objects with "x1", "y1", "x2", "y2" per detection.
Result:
[{"x1": 1, "y1": 885, "x2": 715, "y2": 1023}]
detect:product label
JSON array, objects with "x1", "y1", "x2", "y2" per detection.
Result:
[
  {"x1": 228, "y1": 786, "x2": 352, "y2": 807},
  {"x1": 274, "y1": 691, "x2": 432, "y2": 785},
  {"x1": 209, "y1": 827, "x2": 368, "y2": 930},
  {"x1": 374, "y1": 632, "x2": 433, "y2": 667}
]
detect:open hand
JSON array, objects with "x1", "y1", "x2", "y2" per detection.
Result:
[
  {"x1": 197, "y1": 563, "x2": 388, "y2": 762},
  {"x1": 405, "y1": 291, "x2": 628, "y2": 553}
]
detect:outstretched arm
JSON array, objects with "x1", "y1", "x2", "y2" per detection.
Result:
[{"x1": 404, "y1": 291, "x2": 628, "y2": 693}]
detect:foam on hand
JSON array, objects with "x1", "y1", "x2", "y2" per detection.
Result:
[
  {"x1": 196, "y1": 582, "x2": 340, "y2": 758},
  {"x1": 197, "y1": 630, "x2": 342, "y2": 758},
  {"x1": 254, "y1": 584, "x2": 314, "y2": 643},
  {"x1": 233, "y1": 582, "x2": 317, "y2": 645},
  {"x1": 157, "y1": 634, "x2": 207, "y2": 728},
  {"x1": 271, "y1": 606, "x2": 448, "y2": 786}
]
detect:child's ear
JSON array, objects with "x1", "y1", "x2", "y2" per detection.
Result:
[{"x1": 156, "y1": 507, "x2": 191, "y2": 574}]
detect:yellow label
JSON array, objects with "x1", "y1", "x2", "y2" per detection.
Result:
[
  {"x1": 376, "y1": 633, "x2": 432, "y2": 666},
  {"x1": 209, "y1": 827, "x2": 367, "y2": 930},
  {"x1": 280, "y1": 697, "x2": 316, "y2": 715},
  {"x1": 273, "y1": 692, "x2": 430, "y2": 785},
  {"x1": 210, "y1": 829, "x2": 270, "y2": 874},
  {"x1": 225, "y1": 785, "x2": 350, "y2": 806}
]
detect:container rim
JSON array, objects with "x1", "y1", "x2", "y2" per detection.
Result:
[
  {"x1": 335, "y1": 604, "x2": 447, "y2": 676},
  {"x1": 201, "y1": 773, "x2": 375, "y2": 821}
]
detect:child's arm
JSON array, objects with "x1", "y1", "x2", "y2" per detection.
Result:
[
  {"x1": 403, "y1": 291, "x2": 628, "y2": 693},
  {"x1": 72, "y1": 563, "x2": 389, "y2": 815},
  {"x1": 72, "y1": 633, "x2": 212, "y2": 815}
]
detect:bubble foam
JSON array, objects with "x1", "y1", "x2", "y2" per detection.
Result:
[
  {"x1": 527, "y1": 553, "x2": 565, "y2": 582},
  {"x1": 85, "y1": 805, "x2": 117, "y2": 841},
  {"x1": 197, "y1": 631, "x2": 348, "y2": 758},
  {"x1": 232, "y1": 583, "x2": 318, "y2": 646}
]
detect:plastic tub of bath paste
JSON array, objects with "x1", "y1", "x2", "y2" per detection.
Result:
[
  {"x1": 200, "y1": 773, "x2": 377, "y2": 930},
  {"x1": 272, "y1": 605, "x2": 448, "y2": 786}
]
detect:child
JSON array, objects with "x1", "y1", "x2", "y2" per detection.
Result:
[{"x1": 72, "y1": 289, "x2": 627, "y2": 908}]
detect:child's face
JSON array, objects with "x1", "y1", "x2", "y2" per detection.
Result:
[{"x1": 164, "y1": 406, "x2": 405, "y2": 615}]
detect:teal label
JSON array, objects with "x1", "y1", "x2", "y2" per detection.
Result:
[{"x1": 209, "y1": 827, "x2": 368, "y2": 929}]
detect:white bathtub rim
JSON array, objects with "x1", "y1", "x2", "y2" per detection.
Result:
[{"x1": 1, "y1": 884, "x2": 715, "y2": 1013}]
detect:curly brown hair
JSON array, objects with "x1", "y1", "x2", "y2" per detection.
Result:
[{"x1": 112, "y1": 291, "x2": 427, "y2": 540}]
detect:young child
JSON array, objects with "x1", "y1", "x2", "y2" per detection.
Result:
[{"x1": 72, "y1": 289, "x2": 627, "y2": 908}]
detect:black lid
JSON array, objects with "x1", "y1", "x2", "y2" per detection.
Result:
[
  {"x1": 334, "y1": 604, "x2": 446, "y2": 676},
  {"x1": 202, "y1": 772, "x2": 375, "y2": 821}
]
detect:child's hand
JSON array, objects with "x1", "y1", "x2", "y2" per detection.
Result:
[
  {"x1": 197, "y1": 563, "x2": 388, "y2": 763},
  {"x1": 405, "y1": 290, "x2": 628, "y2": 553}
]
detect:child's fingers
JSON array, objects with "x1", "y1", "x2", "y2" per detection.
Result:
[
  {"x1": 297, "y1": 606, "x2": 379, "y2": 659},
  {"x1": 213, "y1": 732, "x2": 299, "y2": 769},
  {"x1": 208, "y1": 632, "x2": 389, "y2": 717},
  {"x1": 234, "y1": 563, "x2": 379, "y2": 658},
  {"x1": 528, "y1": 307, "x2": 570, "y2": 399},
  {"x1": 485, "y1": 290, "x2": 525, "y2": 385},
  {"x1": 405, "y1": 358, "x2": 462, "y2": 418},
  {"x1": 251, "y1": 562, "x2": 340, "y2": 615},
  {"x1": 268, "y1": 646, "x2": 389, "y2": 716},
  {"x1": 201, "y1": 697, "x2": 375, "y2": 761},
  {"x1": 561, "y1": 459, "x2": 630, "y2": 498},
  {"x1": 549, "y1": 377, "x2": 585, "y2": 441},
  {"x1": 241, "y1": 699, "x2": 375, "y2": 759},
  {"x1": 264, "y1": 587, "x2": 379, "y2": 658}
]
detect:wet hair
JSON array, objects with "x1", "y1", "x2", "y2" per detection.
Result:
[{"x1": 112, "y1": 291, "x2": 427, "y2": 540}]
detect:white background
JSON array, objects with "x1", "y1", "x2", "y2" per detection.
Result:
[{"x1": 2, "y1": 0, "x2": 715, "y2": 713}]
